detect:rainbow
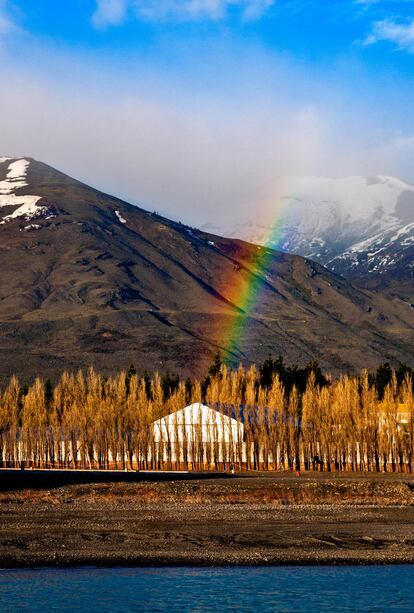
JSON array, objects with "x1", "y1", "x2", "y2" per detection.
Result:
[{"x1": 221, "y1": 178, "x2": 295, "y2": 363}]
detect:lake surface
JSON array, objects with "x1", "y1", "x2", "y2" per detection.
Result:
[{"x1": 0, "y1": 566, "x2": 413, "y2": 612}]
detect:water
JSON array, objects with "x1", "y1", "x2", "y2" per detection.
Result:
[{"x1": 0, "y1": 566, "x2": 413, "y2": 612}]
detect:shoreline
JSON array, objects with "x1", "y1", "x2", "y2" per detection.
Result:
[
  {"x1": 1, "y1": 473, "x2": 414, "y2": 568},
  {"x1": 1, "y1": 550, "x2": 414, "y2": 568}
]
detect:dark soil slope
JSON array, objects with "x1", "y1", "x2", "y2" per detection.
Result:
[{"x1": 0, "y1": 158, "x2": 413, "y2": 379}]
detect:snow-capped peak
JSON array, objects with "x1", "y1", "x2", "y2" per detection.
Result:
[
  {"x1": 0, "y1": 158, "x2": 50, "y2": 224},
  {"x1": 203, "y1": 174, "x2": 414, "y2": 279}
]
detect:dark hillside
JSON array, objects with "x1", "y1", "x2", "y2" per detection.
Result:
[{"x1": 0, "y1": 158, "x2": 413, "y2": 380}]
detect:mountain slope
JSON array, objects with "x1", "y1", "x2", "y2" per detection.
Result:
[
  {"x1": 206, "y1": 175, "x2": 414, "y2": 290},
  {"x1": 0, "y1": 158, "x2": 413, "y2": 380}
]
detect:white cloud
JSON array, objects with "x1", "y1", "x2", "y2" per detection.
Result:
[
  {"x1": 1, "y1": 24, "x2": 413, "y2": 227},
  {"x1": 354, "y1": 0, "x2": 380, "y2": 6},
  {"x1": 92, "y1": 0, "x2": 128, "y2": 29},
  {"x1": 242, "y1": 0, "x2": 274, "y2": 20},
  {"x1": 134, "y1": 0, "x2": 226, "y2": 21},
  {"x1": 365, "y1": 18, "x2": 414, "y2": 52},
  {"x1": 366, "y1": 133, "x2": 414, "y2": 180},
  {"x1": 0, "y1": 57, "x2": 331, "y2": 227},
  {"x1": 92, "y1": 0, "x2": 274, "y2": 26},
  {"x1": 0, "y1": 1, "x2": 20, "y2": 36},
  {"x1": 134, "y1": 0, "x2": 275, "y2": 22},
  {"x1": 356, "y1": 0, "x2": 414, "y2": 6}
]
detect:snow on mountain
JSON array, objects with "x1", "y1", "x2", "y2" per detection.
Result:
[
  {"x1": 0, "y1": 157, "x2": 52, "y2": 223},
  {"x1": 1, "y1": 199, "x2": 51, "y2": 223},
  {"x1": 0, "y1": 158, "x2": 31, "y2": 195},
  {"x1": 205, "y1": 175, "x2": 414, "y2": 281},
  {"x1": 115, "y1": 210, "x2": 127, "y2": 224}
]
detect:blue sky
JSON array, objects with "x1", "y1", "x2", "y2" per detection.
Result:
[
  {"x1": 1, "y1": 0, "x2": 414, "y2": 223},
  {"x1": 11, "y1": 1, "x2": 414, "y2": 68}
]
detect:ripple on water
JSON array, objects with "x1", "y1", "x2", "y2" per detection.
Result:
[{"x1": 0, "y1": 565, "x2": 413, "y2": 612}]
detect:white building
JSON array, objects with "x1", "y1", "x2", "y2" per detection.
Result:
[
  {"x1": 152, "y1": 402, "x2": 244, "y2": 467},
  {"x1": 153, "y1": 402, "x2": 243, "y2": 443}
]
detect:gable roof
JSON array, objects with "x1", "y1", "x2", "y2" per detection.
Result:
[{"x1": 153, "y1": 402, "x2": 240, "y2": 427}]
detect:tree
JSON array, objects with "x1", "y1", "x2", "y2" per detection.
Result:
[
  {"x1": 208, "y1": 351, "x2": 224, "y2": 378},
  {"x1": 370, "y1": 362, "x2": 393, "y2": 400},
  {"x1": 161, "y1": 372, "x2": 180, "y2": 401}
]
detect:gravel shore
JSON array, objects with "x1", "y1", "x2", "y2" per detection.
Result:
[{"x1": 1, "y1": 471, "x2": 413, "y2": 567}]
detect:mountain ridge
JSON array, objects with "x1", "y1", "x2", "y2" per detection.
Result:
[
  {"x1": 204, "y1": 174, "x2": 414, "y2": 290},
  {"x1": 0, "y1": 158, "x2": 413, "y2": 380}
]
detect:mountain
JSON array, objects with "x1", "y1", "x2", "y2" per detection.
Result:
[
  {"x1": 206, "y1": 175, "x2": 414, "y2": 291},
  {"x1": 0, "y1": 157, "x2": 413, "y2": 380}
]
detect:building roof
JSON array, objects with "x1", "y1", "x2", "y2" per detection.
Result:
[{"x1": 153, "y1": 402, "x2": 240, "y2": 427}]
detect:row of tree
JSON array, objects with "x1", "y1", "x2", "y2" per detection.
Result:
[{"x1": 0, "y1": 360, "x2": 413, "y2": 472}]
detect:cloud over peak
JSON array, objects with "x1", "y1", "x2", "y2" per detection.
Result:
[{"x1": 92, "y1": 0, "x2": 275, "y2": 27}]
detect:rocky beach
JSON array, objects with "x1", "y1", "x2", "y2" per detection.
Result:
[{"x1": 1, "y1": 471, "x2": 413, "y2": 567}]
